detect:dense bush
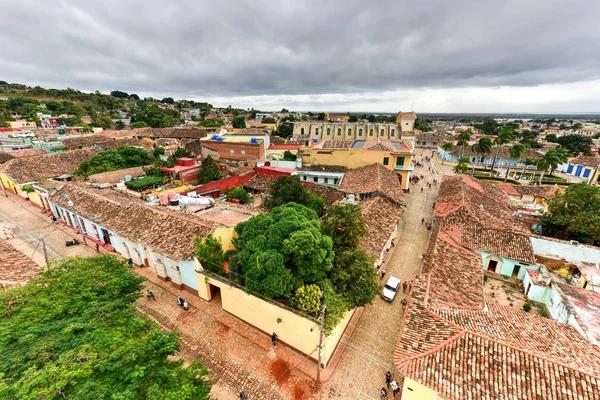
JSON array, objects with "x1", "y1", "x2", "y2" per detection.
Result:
[
  {"x1": 75, "y1": 146, "x2": 155, "y2": 176},
  {"x1": 226, "y1": 185, "x2": 251, "y2": 204},
  {"x1": 125, "y1": 176, "x2": 164, "y2": 191}
]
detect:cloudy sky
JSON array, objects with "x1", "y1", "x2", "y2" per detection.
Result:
[{"x1": 2, "y1": 0, "x2": 600, "y2": 113}]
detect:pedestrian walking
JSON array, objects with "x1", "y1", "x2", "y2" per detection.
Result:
[
  {"x1": 420, "y1": 187, "x2": 423, "y2": 192},
  {"x1": 271, "y1": 332, "x2": 278, "y2": 348},
  {"x1": 421, "y1": 217, "x2": 425, "y2": 224},
  {"x1": 380, "y1": 388, "x2": 388, "y2": 399},
  {"x1": 128, "y1": 259, "x2": 134, "y2": 269},
  {"x1": 409, "y1": 281, "x2": 412, "y2": 291},
  {"x1": 385, "y1": 371, "x2": 392, "y2": 388},
  {"x1": 380, "y1": 268, "x2": 386, "y2": 280},
  {"x1": 391, "y1": 380, "x2": 399, "y2": 397},
  {"x1": 402, "y1": 281, "x2": 408, "y2": 293},
  {"x1": 146, "y1": 289, "x2": 155, "y2": 300},
  {"x1": 95, "y1": 243, "x2": 100, "y2": 252}
]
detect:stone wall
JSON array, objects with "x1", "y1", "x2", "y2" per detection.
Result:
[{"x1": 88, "y1": 165, "x2": 148, "y2": 184}]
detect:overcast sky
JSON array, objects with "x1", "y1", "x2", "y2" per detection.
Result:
[{"x1": 2, "y1": 0, "x2": 600, "y2": 113}]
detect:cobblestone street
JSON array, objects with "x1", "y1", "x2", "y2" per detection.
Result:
[
  {"x1": 321, "y1": 149, "x2": 441, "y2": 399},
  {"x1": 0, "y1": 150, "x2": 441, "y2": 399}
]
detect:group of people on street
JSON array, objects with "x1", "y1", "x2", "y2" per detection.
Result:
[{"x1": 381, "y1": 371, "x2": 400, "y2": 398}]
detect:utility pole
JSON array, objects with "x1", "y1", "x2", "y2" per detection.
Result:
[
  {"x1": 316, "y1": 304, "x2": 326, "y2": 384},
  {"x1": 65, "y1": 195, "x2": 87, "y2": 246},
  {"x1": 41, "y1": 238, "x2": 49, "y2": 265}
]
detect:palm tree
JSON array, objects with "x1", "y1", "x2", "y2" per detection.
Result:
[
  {"x1": 457, "y1": 129, "x2": 472, "y2": 156},
  {"x1": 536, "y1": 148, "x2": 568, "y2": 184},
  {"x1": 440, "y1": 142, "x2": 453, "y2": 165},
  {"x1": 548, "y1": 147, "x2": 569, "y2": 176},
  {"x1": 490, "y1": 126, "x2": 516, "y2": 174},
  {"x1": 470, "y1": 137, "x2": 493, "y2": 175},
  {"x1": 454, "y1": 156, "x2": 470, "y2": 174},
  {"x1": 520, "y1": 157, "x2": 536, "y2": 179},
  {"x1": 504, "y1": 144, "x2": 526, "y2": 181}
]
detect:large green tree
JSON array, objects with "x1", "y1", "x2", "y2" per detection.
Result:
[
  {"x1": 232, "y1": 203, "x2": 333, "y2": 298},
  {"x1": 232, "y1": 116, "x2": 246, "y2": 129},
  {"x1": 556, "y1": 135, "x2": 593, "y2": 156},
  {"x1": 195, "y1": 234, "x2": 225, "y2": 275},
  {"x1": 265, "y1": 175, "x2": 324, "y2": 216},
  {"x1": 321, "y1": 204, "x2": 378, "y2": 308},
  {"x1": 0, "y1": 255, "x2": 211, "y2": 399},
  {"x1": 198, "y1": 155, "x2": 221, "y2": 184},
  {"x1": 541, "y1": 183, "x2": 600, "y2": 244},
  {"x1": 75, "y1": 146, "x2": 155, "y2": 176}
]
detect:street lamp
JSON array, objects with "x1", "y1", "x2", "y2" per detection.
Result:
[{"x1": 64, "y1": 194, "x2": 87, "y2": 246}]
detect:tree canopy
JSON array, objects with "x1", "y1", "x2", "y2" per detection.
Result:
[
  {"x1": 198, "y1": 155, "x2": 221, "y2": 184},
  {"x1": 556, "y1": 135, "x2": 593, "y2": 156},
  {"x1": 541, "y1": 183, "x2": 600, "y2": 245},
  {"x1": 232, "y1": 116, "x2": 246, "y2": 129},
  {"x1": 225, "y1": 185, "x2": 251, "y2": 204},
  {"x1": 0, "y1": 255, "x2": 211, "y2": 400},
  {"x1": 266, "y1": 175, "x2": 324, "y2": 216},
  {"x1": 75, "y1": 146, "x2": 155, "y2": 176}
]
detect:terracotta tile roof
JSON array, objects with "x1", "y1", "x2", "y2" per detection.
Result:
[
  {"x1": 244, "y1": 174, "x2": 274, "y2": 192},
  {"x1": 340, "y1": 163, "x2": 406, "y2": 206},
  {"x1": 359, "y1": 196, "x2": 403, "y2": 258},
  {"x1": 0, "y1": 239, "x2": 40, "y2": 285},
  {"x1": 394, "y1": 274, "x2": 600, "y2": 400},
  {"x1": 398, "y1": 112, "x2": 417, "y2": 119},
  {"x1": 0, "y1": 148, "x2": 98, "y2": 184},
  {"x1": 0, "y1": 147, "x2": 46, "y2": 163},
  {"x1": 364, "y1": 140, "x2": 394, "y2": 151},
  {"x1": 495, "y1": 183, "x2": 521, "y2": 197},
  {"x1": 306, "y1": 184, "x2": 346, "y2": 207},
  {"x1": 571, "y1": 155, "x2": 600, "y2": 168},
  {"x1": 245, "y1": 119, "x2": 265, "y2": 128},
  {"x1": 415, "y1": 133, "x2": 445, "y2": 142},
  {"x1": 422, "y1": 229, "x2": 485, "y2": 309},
  {"x1": 434, "y1": 175, "x2": 528, "y2": 232},
  {"x1": 514, "y1": 184, "x2": 564, "y2": 199},
  {"x1": 317, "y1": 140, "x2": 352, "y2": 150},
  {"x1": 59, "y1": 135, "x2": 112, "y2": 149},
  {"x1": 556, "y1": 283, "x2": 600, "y2": 345},
  {"x1": 97, "y1": 137, "x2": 153, "y2": 151},
  {"x1": 443, "y1": 224, "x2": 537, "y2": 264},
  {"x1": 49, "y1": 184, "x2": 215, "y2": 260}
]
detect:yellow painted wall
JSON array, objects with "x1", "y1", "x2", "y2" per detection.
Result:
[
  {"x1": 402, "y1": 378, "x2": 439, "y2": 400},
  {"x1": 302, "y1": 148, "x2": 412, "y2": 170},
  {"x1": 211, "y1": 226, "x2": 236, "y2": 251},
  {"x1": 263, "y1": 123, "x2": 277, "y2": 130},
  {"x1": 301, "y1": 148, "x2": 412, "y2": 188},
  {"x1": 0, "y1": 173, "x2": 24, "y2": 197},
  {"x1": 195, "y1": 266, "x2": 354, "y2": 366},
  {"x1": 27, "y1": 190, "x2": 45, "y2": 208}
]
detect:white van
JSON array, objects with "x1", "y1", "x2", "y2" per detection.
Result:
[{"x1": 382, "y1": 276, "x2": 401, "y2": 302}]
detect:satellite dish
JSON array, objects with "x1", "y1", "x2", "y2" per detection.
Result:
[{"x1": 125, "y1": 175, "x2": 132, "y2": 182}]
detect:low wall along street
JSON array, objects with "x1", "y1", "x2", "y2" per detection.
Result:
[{"x1": 194, "y1": 267, "x2": 354, "y2": 367}]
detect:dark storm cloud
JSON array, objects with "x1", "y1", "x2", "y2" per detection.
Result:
[{"x1": 1, "y1": 0, "x2": 599, "y2": 99}]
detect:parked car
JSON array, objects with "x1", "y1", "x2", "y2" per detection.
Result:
[{"x1": 382, "y1": 276, "x2": 401, "y2": 302}]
